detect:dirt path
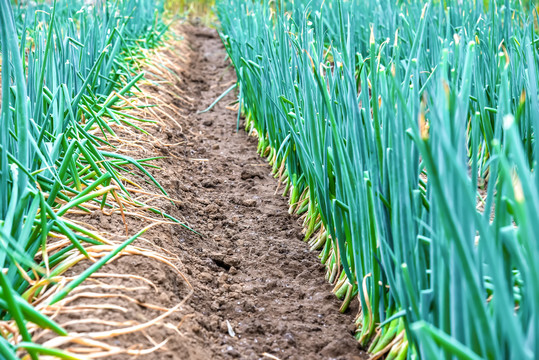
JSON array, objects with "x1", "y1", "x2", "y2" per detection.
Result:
[
  {"x1": 167, "y1": 26, "x2": 363, "y2": 359},
  {"x1": 49, "y1": 25, "x2": 364, "y2": 360}
]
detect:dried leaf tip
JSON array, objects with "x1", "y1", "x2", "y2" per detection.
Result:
[
  {"x1": 421, "y1": 3, "x2": 427, "y2": 19},
  {"x1": 419, "y1": 95, "x2": 429, "y2": 140},
  {"x1": 512, "y1": 170, "x2": 524, "y2": 204},
  {"x1": 520, "y1": 89, "x2": 526, "y2": 105},
  {"x1": 453, "y1": 33, "x2": 460, "y2": 45}
]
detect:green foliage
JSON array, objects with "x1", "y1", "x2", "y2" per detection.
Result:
[
  {"x1": 217, "y1": 0, "x2": 539, "y2": 358},
  {"x1": 166, "y1": 0, "x2": 215, "y2": 20},
  {"x1": 0, "y1": 0, "x2": 178, "y2": 357}
]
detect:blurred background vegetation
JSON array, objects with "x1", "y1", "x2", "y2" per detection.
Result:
[{"x1": 166, "y1": 0, "x2": 216, "y2": 24}]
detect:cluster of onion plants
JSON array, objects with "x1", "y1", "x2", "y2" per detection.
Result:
[
  {"x1": 0, "y1": 0, "x2": 180, "y2": 358},
  {"x1": 217, "y1": 0, "x2": 538, "y2": 358}
]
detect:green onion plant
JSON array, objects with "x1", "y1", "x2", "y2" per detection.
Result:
[
  {"x1": 217, "y1": 0, "x2": 539, "y2": 358},
  {"x1": 0, "y1": 0, "x2": 182, "y2": 357}
]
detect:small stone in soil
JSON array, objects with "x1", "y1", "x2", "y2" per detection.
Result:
[
  {"x1": 225, "y1": 346, "x2": 241, "y2": 358},
  {"x1": 199, "y1": 272, "x2": 213, "y2": 283},
  {"x1": 229, "y1": 284, "x2": 241, "y2": 292},
  {"x1": 218, "y1": 273, "x2": 228, "y2": 284},
  {"x1": 284, "y1": 332, "x2": 296, "y2": 345},
  {"x1": 240, "y1": 168, "x2": 265, "y2": 180},
  {"x1": 203, "y1": 119, "x2": 214, "y2": 126},
  {"x1": 241, "y1": 198, "x2": 257, "y2": 207},
  {"x1": 226, "y1": 256, "x2": 241, "y2": 267},
  {"x1": 220, "y1": 321, "x2": 229, "y2": 333},
  {"x1": 243, "y1": 300, "x2": 255, "y2": 312},
  {"x1": 191, "y1": 323, "x2": 202, "y2": 335},
  {"x1": 201, "y1": 178, "x2": 219, "y2": 188}
]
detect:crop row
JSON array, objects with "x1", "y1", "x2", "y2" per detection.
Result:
[
  {"x1": 0, "y1": 0, "x2": 179, "y2": 358},
  {"x1": 217, "y1": 0, "x2": 538, "y2": 358}
]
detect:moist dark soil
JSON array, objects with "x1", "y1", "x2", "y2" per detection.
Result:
[{"x1": 49, "y1": 25, "x2": 365, "y2": 360}]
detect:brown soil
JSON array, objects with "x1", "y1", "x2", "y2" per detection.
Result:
[{"x1": 42, "y1": 25, "x2": 365, "y2": 360}]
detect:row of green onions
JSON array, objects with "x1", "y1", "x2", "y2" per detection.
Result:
[
  {"x1": 217, "y1": 0, "x2": 538, "y2": 358},
  {"x1": 0, "y1": 0, "x2": 181, "y2": 358}
]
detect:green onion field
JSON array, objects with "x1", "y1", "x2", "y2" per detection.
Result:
[{"x1": 0, "y1": 0, "x2": 538, "y2": 359}]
